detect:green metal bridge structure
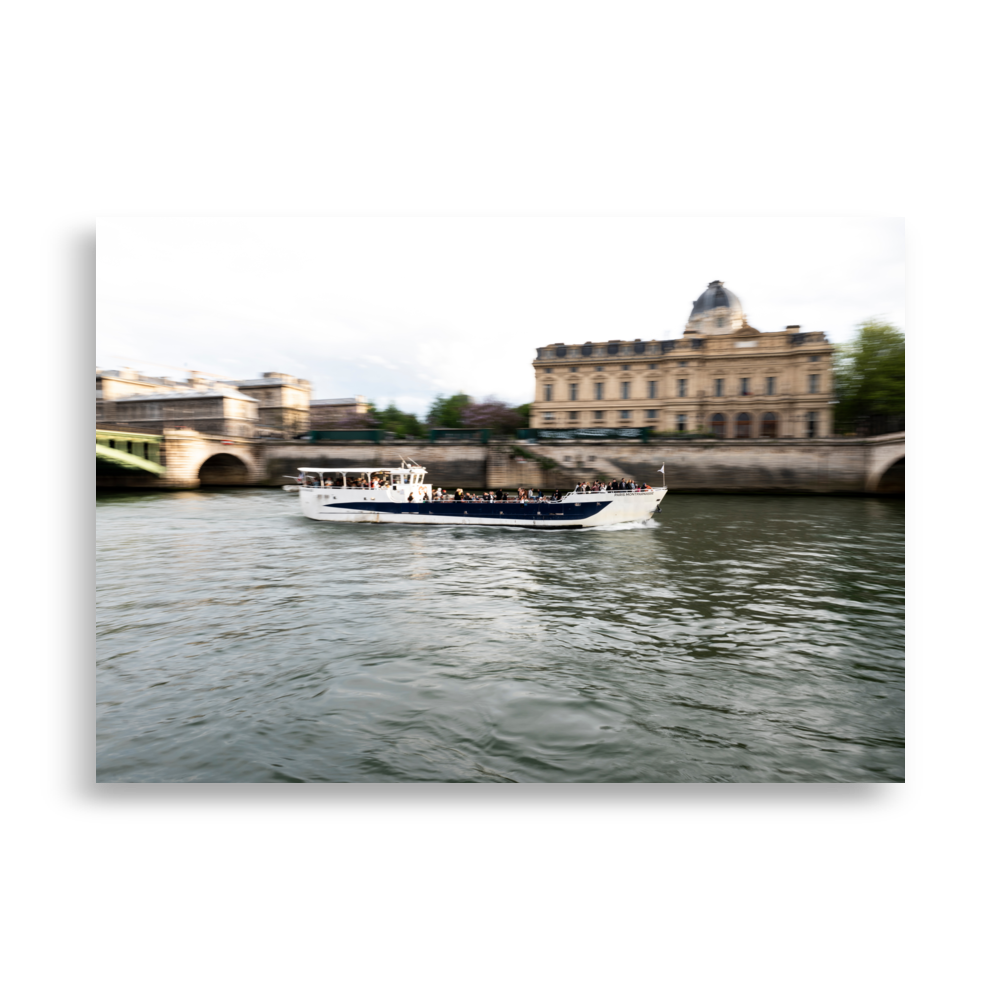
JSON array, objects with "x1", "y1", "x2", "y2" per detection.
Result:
[{"x1": 96, "y1": 429, "x2": 167, "y2": 477}]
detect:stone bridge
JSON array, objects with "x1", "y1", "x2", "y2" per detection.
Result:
[
  {"x1": 862, "y1": 432, "x2": 905, "y2": 494},
  {"x1": 97, "y1": 427, "x2": 267, "y2": 489}
]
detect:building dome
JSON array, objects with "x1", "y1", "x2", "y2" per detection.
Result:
[{"x1": 685, "y1": 280, "x2": 746, "y2": 333}]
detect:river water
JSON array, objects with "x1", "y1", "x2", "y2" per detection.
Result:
[{"x1": 96, "y1": 490, "x2": 904, "y2": 782}]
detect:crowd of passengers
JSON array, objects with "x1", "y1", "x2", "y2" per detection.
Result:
[
  {"x1": 425, "y1": 481, "x2": 650, "y2": 502},
  {"x1": 300, "y1": 475, "x2": 650, "y2": 499}
]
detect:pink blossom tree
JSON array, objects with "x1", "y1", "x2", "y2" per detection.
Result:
[{"x1": 459, "y1": 396, "x2": 526, "y2": 434}]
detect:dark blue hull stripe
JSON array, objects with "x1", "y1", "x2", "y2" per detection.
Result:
[{"x1": 322, "y1": 500, "x2": 611, "y2": 520}]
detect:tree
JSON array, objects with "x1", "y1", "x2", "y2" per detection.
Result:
[
  {"x1": 425, "y1": 393, "x2": 472, "y2": 428},
  {"x1": 369, "y1": 402, "x2": 425, "y2": 438},
  {"x1": 459, "y1": 396, "x2": 528, "y2": 434},
  {"x1": 834, "y1": 319, "x2": 905, "y2": 435}
]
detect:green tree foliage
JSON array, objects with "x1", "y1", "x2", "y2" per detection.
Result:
[
  {"x1": 834, "y1": 319, "x2": 905, "y2": 433},
  {"x1": 425, "y1": 393, "x2": 529, "y2": 433},
  {"x1": 425, "y1": 393, "x2": 472, "y2": 428},
  {"x1": 368, "y1": 402, "x2": 425, "y2": 438}
]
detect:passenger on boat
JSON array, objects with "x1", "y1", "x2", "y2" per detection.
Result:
[{"x1": 408, "y1": 493, "x2": 414, "y2": 502}]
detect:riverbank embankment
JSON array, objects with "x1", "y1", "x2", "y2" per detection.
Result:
[{"x1": 97, "y1": 430, "x2": 904, "y2": 495}]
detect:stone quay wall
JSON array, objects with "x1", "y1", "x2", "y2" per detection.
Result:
[
  {"x1": 527, "y1": 435, "x2": 904, "y2": 494},
  {"x1": 103, "y1": 431, "x2": 903, "y2": 494},
  {"x1": 258, "y1": 434, "x2": 904, "y2": 494}
]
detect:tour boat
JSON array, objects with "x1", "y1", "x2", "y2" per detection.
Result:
[{"x1": 294, "y1": 464, "x2": 666, "y2": 529}]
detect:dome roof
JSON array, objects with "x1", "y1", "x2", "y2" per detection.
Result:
[{"x1": 689, "y1": 280, "x2": 742, "y2": 319}]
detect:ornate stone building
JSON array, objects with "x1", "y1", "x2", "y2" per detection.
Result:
[
  {"x1": 97, "y1": 369, "x2": 261, "y2": 438},
  {"x1": 309, "y1": 395, "x2": 370, "y2": 430},
  {"x1": 97, "y1": 367, "x2": 311, "y2": 439},
  {"x1": 226, "y1": 373, "x2": 312, "y2": 436},
  {"x1": 530, "y1": 281, "x2": 835, "y2": 438}
]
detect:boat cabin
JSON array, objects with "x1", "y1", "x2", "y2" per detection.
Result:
[{"x1": 297, "y1": 466, "x2": 427, "y2": 490}]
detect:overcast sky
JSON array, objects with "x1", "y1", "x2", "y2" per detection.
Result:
[{"x1": 98, "y1": 216, "x2": 904, "y2": 416}]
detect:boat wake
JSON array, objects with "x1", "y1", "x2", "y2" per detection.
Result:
[{"x1": 588, "y1": 518, "x2": 660, "y2": 531}]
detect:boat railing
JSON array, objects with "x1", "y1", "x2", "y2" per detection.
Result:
[{"x1": 299, "y1": 485, "x2": 657, "y2": 499}]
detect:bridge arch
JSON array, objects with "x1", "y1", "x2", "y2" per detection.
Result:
[
  {"x1": 198, "y1": 452, "x2": 250, "y2": 485},
  {"x1": 865, "y1": 441, "x2": 905, "y2": 494}
]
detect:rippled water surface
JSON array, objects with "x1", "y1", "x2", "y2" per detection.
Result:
[{"x1": 97, "y1": 490, "x2": 904, "y2": 782}]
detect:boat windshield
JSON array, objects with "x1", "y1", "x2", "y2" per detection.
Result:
[{"x1": 298, "y1": 467, "x2": 424, "y2": 488}]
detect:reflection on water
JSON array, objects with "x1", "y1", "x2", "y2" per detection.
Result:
[{"x1": 97, "y1": 490, "x2": 904, "y2": 782}]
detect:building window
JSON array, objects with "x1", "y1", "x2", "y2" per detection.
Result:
[
  {"x1": 568, "y1": 411, "x2": 579, "y2": 421},
  {"x1": 570, "y1": 366, "x2": 578, "y2": 372},
  {"x1": 596, "y1": 366, "x2": 604, "y2": 371},
  {"x1": 761, "y1": 412, "x2": 777, "y2": 438},
  {"x1": 569, "y1": 383, "x2": 578, "y2": 401},
  {"x1": 676, "y1": 413, "x2": 687, "y2": 432},
  {"x1": 736, "y1": 412, "x2": 752, "y2": 438},
  {"x1": 543, "y1": 412, "x2": 555, "y2": 421},
  {"x1": 648, "y1": 363, "x2": 658, "y2": 369},
  {"x1": 619, "y1": 410, "x2": 632, "y2": 420},
  {"x1": 711, "y1": 413, "x2": 726, "y2": 438},
  {"x1": 716, "y1": 317, "x2": 724, "y2": 327},
  {"x1": 714, "y1": 378, "x2": 724, "y2": 397},
  {"x1": 544, "y1": 384, "x2": 553, "y2": 402},
  {"x1": 766, "y1": 376, "x2": 775, "y2": 395},
  {"x1": 593, "y1": 411, "x2": 604, "y2": 421},
  {"x1": 677, "y1": 378, "x2": 687, "y2": 398},
  {"x1": 545, "y1": 367, "x2": 553, "y2": 373},
  {"x1": 645, "y1": 409, "x2": 657, "y2": 420},
  {"x1": 594, "y1": 382, "x2": 604, "y2": 400},
  {"x1": 809, "y1": 374, "x2": 820, "y2": 393},
  {"x1": 678, "y1": 360, "x2": 687, "y2": 367},
  {"x1": 809, "y1": 355, "x2": 820, "y2": 362},
  {"x1": 647, "y1": 381, "x2": 658, "y2": 398},
  {"x1": 740, "y1": 377, "x2": 750, "y2": 396},
  {"x1": 622, "y1": 364, "x2": 631, "y2": 371},
  {"x1": 620, "y1": 381, "x2": 631, "y2": 399},
  {"x1": 806, "y1": 411, "x2": 818, "y2": 438}
]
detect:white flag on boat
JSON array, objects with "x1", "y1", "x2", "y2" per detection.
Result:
[{"x1": 657, "y1": 464, "x2": 665, "y2": 473}]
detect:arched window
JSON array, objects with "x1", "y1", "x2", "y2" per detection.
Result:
[
  {"x1": 736, "y1": 412, "x2": 751, "y2": 438},
  {"x1": 711, "y1": 412, "x2": 726, "y2": 438},
  {"x1": 760, "y1": 412, "x2": 777, "y2": 438}
]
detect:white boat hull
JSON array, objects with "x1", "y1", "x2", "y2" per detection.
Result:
[{"x1": 298, "y1": 487, "x2": 666, "y2": 528}]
